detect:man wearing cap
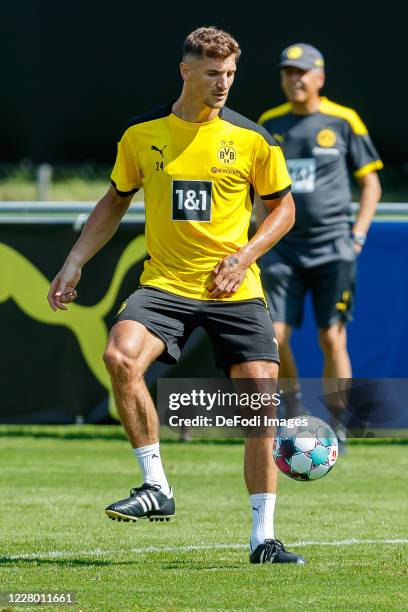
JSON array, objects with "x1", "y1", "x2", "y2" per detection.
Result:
[{"x1": 257, "y1": 43, "x2": 382, "y2": 439}]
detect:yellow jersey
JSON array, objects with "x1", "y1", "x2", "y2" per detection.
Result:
[{"x1": 111, "y1": 103, "x2": 291, "y2": 301}]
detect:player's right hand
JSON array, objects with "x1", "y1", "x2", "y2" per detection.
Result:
[{"x1": 47, "y1": 261, "x2": 81, "y2": 311}]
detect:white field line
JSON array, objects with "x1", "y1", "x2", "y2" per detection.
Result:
[{"x1": 1, "y1": 539, "x2": 407, "y2": 561}]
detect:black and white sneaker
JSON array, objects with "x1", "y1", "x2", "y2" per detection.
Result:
[
  {"x1": 250, "y1": 539, "x2": 306, "y2": 564},
  {"x1": 105, "y1": 483, "x2": 175, "y2": 522}
]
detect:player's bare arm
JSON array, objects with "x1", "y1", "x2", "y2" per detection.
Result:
[
  {"x1": 47, "y1": 186, "x2": 133, "y2": 311},
  {"x1": 252, "y1": 192, "x2": 269, "y2": 227},
  {"x1": 352, "y1": 172, "x2": 382, "y2": 253},
  {"x1": 207, "y1": 191, "x2": 295, "y2": 298}
]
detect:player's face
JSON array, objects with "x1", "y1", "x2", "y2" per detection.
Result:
[
  {"x1": 281, "y1": 66, "x2": 324, "y2": 103},
  {"x1": 181, "y1": 54, "x2": 237, "y2": 109}
]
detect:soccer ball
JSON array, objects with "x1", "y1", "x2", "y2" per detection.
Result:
[{"x1": 273, "y1": 416, "x2": 338, "y2": 481}]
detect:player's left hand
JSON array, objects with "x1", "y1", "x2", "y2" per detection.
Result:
[
  {"x1": 207, "y1": 254, "x2": 248, "y2": 298},
  {"x1": 354, "y1": 244, "x2": 363, "y2": 256}
]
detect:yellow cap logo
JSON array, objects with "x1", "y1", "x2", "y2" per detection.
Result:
[
  {"x1": 287, "y1": 46, "x2": 303, "y2": 60},
  {"x1": 316, "y1": 128, "x2": 336, "y2": 148},
  {"x1": 314, "y1": 58, "x2": 324, "y2": 67}
]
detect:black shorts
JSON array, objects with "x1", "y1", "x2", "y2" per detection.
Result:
[
  {"x1": 115, "y1": 286, "x2": 279, "y2": 368},
  {"x1": 262, "y1": 254, "x2": 356, "y2": 328}
]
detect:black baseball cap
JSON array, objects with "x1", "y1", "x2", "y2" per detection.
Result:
[{"x1": 279, "y1": 43, "x2": 325, "y2": 70}]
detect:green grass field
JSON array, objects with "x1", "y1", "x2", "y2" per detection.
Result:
[{"x1": 0, "y1": 427, "x2": 407, "y2": 611}]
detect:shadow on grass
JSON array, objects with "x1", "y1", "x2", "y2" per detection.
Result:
[
  {"x1": 161, "y1": 562, "x2": 244, "y2": 571},
  {"x1": 0, "y1": 556, "x2": 245, "y2": 571},
  {"x1": 0, "y1": 557, "x2": 134, "y2": 567}
]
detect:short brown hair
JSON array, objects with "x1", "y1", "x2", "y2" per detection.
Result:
[{"x1": 183, "y1": 27, "x2": 241, "y2": 61}]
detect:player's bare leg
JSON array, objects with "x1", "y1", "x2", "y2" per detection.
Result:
[
  {"x1": 230, "y1": 360, "x2": 279, "y2": 495},
  {"x1": 319, "y1": 322, "x2": 351, "y2": 449},
  {"x1": 231, "y1": 360, "x2": 278, "y2": 549},
  {"x1": 103, "y1": 320, "x2": 175, "y2": 521},
  {"x1": 319, "y1": 322, "x2": 351, "y2": 417},
  {"x1": 103, "y1": 320, "x2": 164, "y2": 447},
  {"x1": 230, "y1": 359, "x2": 305, "y2": 563},
  {"x1": 274, "y1": 321, "x2": 304, "y2": 417}
]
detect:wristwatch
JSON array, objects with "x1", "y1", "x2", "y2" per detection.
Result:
[{"x1": 351, "y1": 232, "x2": 366, "y2": 247}]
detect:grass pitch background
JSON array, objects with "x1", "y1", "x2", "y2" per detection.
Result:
[{"x1": 0, "y1": 427, "x2": 407, "y2": 611}]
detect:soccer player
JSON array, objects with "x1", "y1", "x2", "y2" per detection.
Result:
[
  {"x1": 47, "y1": 27, "x2": 305, "y2": 564},
  {"x1": 258, "y1": 44, "x2": 382, "y2": 439}
]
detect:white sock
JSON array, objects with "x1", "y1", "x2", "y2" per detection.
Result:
[
  {"x1": 133, "y1": 443, "x2": 171, "y2": 497},
  {"x1": 249, "y1": 493, "x2": 276, "y2": 551}
]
